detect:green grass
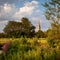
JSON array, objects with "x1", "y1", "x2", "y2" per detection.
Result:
[{"x1": 0, "y1": 37, "x2": 60, "y2": 60}]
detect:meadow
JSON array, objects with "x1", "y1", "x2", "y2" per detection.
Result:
[{"x1": 0, "y1": 37, "x2": 60, "y2": 60}]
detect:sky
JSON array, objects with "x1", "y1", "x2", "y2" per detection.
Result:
[{"x1": 0, "y1": 0, "x2": 51, "y2": 32}]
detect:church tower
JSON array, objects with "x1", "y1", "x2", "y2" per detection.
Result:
[
  {"x1": 38, "y1": 19, "x2": 41, "y2": 31},
  {"x1": 36, "y1": 19, "x2": 41, "y2": 32}
]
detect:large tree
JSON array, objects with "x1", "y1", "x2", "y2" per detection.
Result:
[
  {"x1": 3, "y1": 17, "x2": 35, "y2": 37},
  {"x1": 43, "y1": 0, "x2": 60, "y2": 39},
  {"x1": 3, "y1": 21, "x2": 23, "y2": 37},
  {"x1": 44, "y1": 0, "x2": 60, "y2": 24},
  {"x1": 21, "y1": 17, "x2": 35, "y2": 37}
]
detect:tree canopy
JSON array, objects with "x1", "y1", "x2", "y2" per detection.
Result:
[
  {"x1": 43, "y1": 0, "x2": 60, "y2": 25},
  {"x1": 43, "y1": 0, "x2": 60, "y2": 39},
  {"x1": 3, "y1": 17, "x2": 35, "y2": 38}
]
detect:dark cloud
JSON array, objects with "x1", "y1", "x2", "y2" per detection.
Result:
[{"x1": 0, "y1": 0, "x2": 17, "y2": 5}]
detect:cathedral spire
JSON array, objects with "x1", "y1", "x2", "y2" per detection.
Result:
[
  {"x1": 36, "y1": 19, "x2": 41, "y2": 32},
  {"x1": 37, "y1": 19, "x2": 41, "y2": 31}
]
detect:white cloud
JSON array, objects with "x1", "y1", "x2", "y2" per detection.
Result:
[
  {"x1": 0, "y1": 1, "x2": 40, "y2": 20},
  {"x1": 24, "y1": 1, "x2": 38, "y2": 7},
  {"x1": 13, "y1": 1, "x2": 39, "y2": 19},
  {"x1": 3, "y1": 4, "x2": 13, "y2": 13},
  {"x1": 0, "y1": 3, "x2": 16, "y2": 20},
  {"x1": 14, "y1": 6, "x2": 34, "y2": 18}
]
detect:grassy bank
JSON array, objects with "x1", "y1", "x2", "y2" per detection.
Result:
[{"x1": 0, "y1": 38, "x2": 60, "y2": 60}]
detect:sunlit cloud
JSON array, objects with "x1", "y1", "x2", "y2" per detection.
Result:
[{"x1": 13, "y1": 1, "x2": 39, "y2": 19}]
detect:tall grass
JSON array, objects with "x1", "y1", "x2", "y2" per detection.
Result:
[{"x1": 0, "y1": 37, "x2": 60, "y2": 60}]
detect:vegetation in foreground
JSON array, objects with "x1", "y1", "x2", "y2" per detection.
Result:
[{"x1": 0, "y1": 38, "x2": 60, "y2": 60}]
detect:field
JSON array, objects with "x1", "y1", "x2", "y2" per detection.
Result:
[{"x1": 0, "y1": 37, "x2": 60, "y2": 60}]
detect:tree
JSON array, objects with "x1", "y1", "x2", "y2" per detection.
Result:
[
  {"x1": 43, "y1": 0, "x2": 60, "y2": 24},
  {"x1": 0, "y1": 33, "x2": 5, "y2": 38},
  {"x1": 36, "y1": 30, "x2": 45, "y2": 38},
  {"x1": 3, "y1": 21, "x2": 23, "y2": 37},
  {"x1": 3, "y1": 17, "x2": 35, "y2": 38},
  {"x1": 21, "y1": 17, "x2": 35, "y2": 37},
  {"x1": 46, "y1": 27, "x2": 60, "y2": 40},
  {"x1": 43, "y1": 0, "x2": 60, "y2": 39}
]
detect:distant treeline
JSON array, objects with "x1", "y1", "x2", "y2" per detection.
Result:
[
  {"x1": 0, "y1": 17, "x2": 60, "y2": 40},
  {"x1": 0, "y1": 17, "x2": 46, "y2": 38}
]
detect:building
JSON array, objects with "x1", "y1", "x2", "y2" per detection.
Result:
[{"x1": 36, "y1": 19, "x2": 41, "y2": 32}]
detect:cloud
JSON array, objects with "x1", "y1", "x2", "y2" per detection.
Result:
[
  {"x1": 0, "y1": 20, "x2": 8, "y2": 32},
  {"x1": 13, "y1": 1, "x2": 39, "y2": 19},
  {"x1": 24, "y1": 1, "x2": 38, "y2": 7},
  {"x1": 0, "y1": 1, "x2": 39, "y2": 20},
  {"x1": 0, "y1": 3, "x2": 16, "y2": 21},
  {"x1": 0, "y1": 0, "x2": 16, "y2": 5}
]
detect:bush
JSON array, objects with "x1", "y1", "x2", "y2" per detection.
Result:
[{"x1": 0, "y1": 38, "x2": 60, "y2": 60}]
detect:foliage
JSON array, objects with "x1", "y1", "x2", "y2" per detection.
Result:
[
  {"x1": 43, "y1": 0, "x2": 60, "y2": 24},
  {"x1": 43, "y1": 0, "x2": 60, "y2": 39},
  {"x1": 46, "y1": 27, "x2": 60, "y2": 40},
  {"x1": 21, "y1": 17, "x2": 35, "y2": 37},
  {"x1": 35, "y1": 30, "x2": 46, "y2": 38},
  {"x1": 3, "y1": 21, "x2": 23, "y2": 38},
  {"x1": 3, "y1": 17, "x2": 35, "y2": 38},
  {"x1": 0, "y1": 33, "x2": 5, "y2": 38},
  {"x1": 0, "y1": 38, "x2": 60, "y2": 60}
]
